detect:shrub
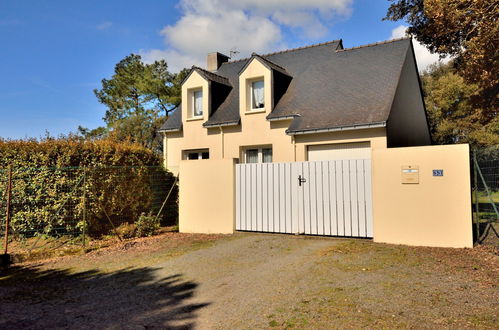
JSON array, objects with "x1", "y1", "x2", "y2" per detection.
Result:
[
  {"x1": 115, "y1": 222, "x2": 137, "y2": 239},
  {"x1": 0, "y1": 137, "x2": 178, "y2": 237},
  {"x1": 135, "y1": 212, "x2": 160, "y2": 237}
]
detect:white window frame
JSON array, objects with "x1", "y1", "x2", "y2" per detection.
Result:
[
  {"x1": 243, "y1": 146, "x2": 272, "y2": 163},
  {"x1": 189, "y1": 88, "x2": 203, "y2": 119},
  {"x1": 184, "y1": 149, "x2": 209, "y2": 160},
  {"x1": 248, "y1": 78, "x2": 265, "y2": 112}
]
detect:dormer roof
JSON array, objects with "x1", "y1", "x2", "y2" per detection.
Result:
[
  {"x1": 238, "y1": 53, "x2": 291, "y2": 77},
  {"x1": 183, "y1": 66, "x2": 231, "y2": 87}
]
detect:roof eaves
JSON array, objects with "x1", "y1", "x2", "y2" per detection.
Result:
[{"x1": 286, "y1": 121, "x2": 387, "y2": 135}]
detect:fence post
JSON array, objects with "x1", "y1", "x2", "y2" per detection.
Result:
[
  {"x1": 473, "y1": 151, "x2": 480, "y2": 243},
  {"x1": 3, "y1": 165, "x2": 12, "y2": 255},
  {"x1": 82, "y1": 167, "x2": 87, "y2": 248}
]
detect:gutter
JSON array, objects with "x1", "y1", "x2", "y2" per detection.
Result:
[
  {"x1": 158, "y1": 128, "x2": 181, "y2": 133},
  {"x1": 267, "y1": 115, "x2": 297, "y2": 122},
  {"x1": 203, "y1": 120, "x2": 239, "y2": 128},
  {"x1": 287, "y1": 121, "x2": 386, "y2": 135}
]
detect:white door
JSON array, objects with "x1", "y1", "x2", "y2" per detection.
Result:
[{"x1": 307, "y1": 142, "x2": 371, "y2": 161}]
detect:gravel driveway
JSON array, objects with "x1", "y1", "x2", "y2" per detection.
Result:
[{"x1": 0, "y1": 233, "x2": 497, "y2": 329}]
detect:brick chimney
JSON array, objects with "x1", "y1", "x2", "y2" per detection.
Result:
[{"x1": 207, "y1": 52, "x2": 230, "y2": 71}]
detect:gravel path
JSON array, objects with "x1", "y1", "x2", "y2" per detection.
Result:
[{"x1": 0, "y1": 233, "x2": 497, "y2": 329}]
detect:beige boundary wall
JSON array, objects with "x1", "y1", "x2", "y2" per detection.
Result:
[
  {"x1": 372, "y1": 144, "x2": 473, "y2": 248},
  {"x1": 178, "y1": 158, "x2": 237, "y2": 234},
  {"x1": 178, "y1": 145, "x2": 473, "y2": 248}
]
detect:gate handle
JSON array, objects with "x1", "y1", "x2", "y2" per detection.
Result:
[{"x1": 298, "y1": 175, "x2": 307, "y2": 186}]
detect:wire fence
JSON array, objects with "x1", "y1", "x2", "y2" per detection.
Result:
[
  {"x1": 0, "y1": 166, "x2": 178, "y2": 256},
  {"x1": 472, "y1": 148, "x2": 499, "y2": 245}
]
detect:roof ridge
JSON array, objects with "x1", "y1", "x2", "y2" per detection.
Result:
[
  {"x1": 336, "y1": 37, "x2": 410, "y2": 53},
  {"x1": 227, "y1": 39, "x2": 342, "y2": 64}
]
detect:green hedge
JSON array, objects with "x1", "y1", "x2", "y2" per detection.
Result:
[
  {"x1": 0, "y1": 137, "x2": 160, "y2": 168},
  {"x1": 0, "y1": 138, "x2": 177, "y2": 237}
]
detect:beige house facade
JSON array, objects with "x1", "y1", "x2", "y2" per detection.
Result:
[
  {"x1": 160, "y1": 38, "x2": 431, "y2": 174},
  {"x1": 160, "y1": 38, "x2": 473, "y2": 248}
]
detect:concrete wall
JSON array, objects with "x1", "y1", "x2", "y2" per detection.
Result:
[
  {"x1": 178, "y1": 145, "x2": 473, "y2": 248},
  {"x1": 178, "y1": 158, "x2": 237, "y2": 234},
  {"x1": 372, "y1": 144, "x2": 473, "y2": 248}
]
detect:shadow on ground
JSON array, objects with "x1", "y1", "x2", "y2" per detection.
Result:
[{"x1": 0, "y1": 265, "x2": 208, "y2": 329}]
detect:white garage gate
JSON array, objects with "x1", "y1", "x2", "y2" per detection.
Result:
[{"x1": 236, "y1": 143, "x2": 373, "y2": 237}]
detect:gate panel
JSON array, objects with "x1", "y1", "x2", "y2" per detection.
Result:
[
  {"x1": 329, "y1": 161, "x2": 338, "y2": 236},
  {"x1": 365, "y1": 159, "x2": 374, "y2": 237},
  {"x1": 336, "y1": 160, "x2": 345, "y2": 236},
  {"x1": 291, "y1": 163, "x2": 300, "y2": 234},
  {"x1": 236, "y1": 159, "x2": 373, "y2": 238},
  {"x1": 357, "y1": 159, "x2": 367, "y2": 237},
  {"x1": 323, "y1": 161, "x2": 331, "y2": 236},
  {"x1": 350, "y1": 160, "x2": 359, "y2": 237},
  {"x1": 302, "y1": 162, "x2": 311, "y2": 234}
]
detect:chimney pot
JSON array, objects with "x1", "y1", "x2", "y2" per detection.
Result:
[{"x1": 207, "y1": 52, "x2": 230, "y2": 71}]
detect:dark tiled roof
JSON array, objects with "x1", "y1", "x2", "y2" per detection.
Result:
[
  {"x1": 159, "y1": 104, "x2": 182, "y2": 131},
  {"x1": 160, "y1": 38, "x2": 413, "y2": 133},
  {"x1": 187, "y1": 66, "x2": 231, "y2": 86}
]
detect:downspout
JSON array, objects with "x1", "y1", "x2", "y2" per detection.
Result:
[
  {"x1": 292, "y1": 135, "x2": 296, "y2": 161},
  {"x1": 162, "y1": 132, "x2": 168, "y2": 168},
  {"x1": 220, "y1": 126, "x2": 224, "y2": 158}
]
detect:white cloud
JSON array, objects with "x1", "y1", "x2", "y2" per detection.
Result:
[
  {"x1": 140, "y1": 0, "x2": 353, "y2": 72},
  {"x1": 96, "y1": 21, "x2": 112, "y2": 31},
  {"x1": 390, "y1": 25, "x2": 448, "y2": 71},
  {"x1": 139, "y1": 49, "x2": 202, "y2": 72}
]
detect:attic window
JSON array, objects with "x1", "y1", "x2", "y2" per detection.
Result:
[
  {"x1": 250, "y1": 80, "x2": 264, "y2": 110},
  {"x1": 188, "y1": 89, "x2": 203, "y2": 119}
]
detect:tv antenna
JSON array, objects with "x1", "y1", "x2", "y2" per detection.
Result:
[{"x1": 229, "y1": 48, "x2": 240, "y2": 59}]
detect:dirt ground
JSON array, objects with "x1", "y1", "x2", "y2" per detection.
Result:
[{"x1": 0, "y1": 232, "x2": 497, "y2": 329}]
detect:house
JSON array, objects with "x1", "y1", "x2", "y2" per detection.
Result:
[
  {"x1": 159, "y1": 38, "x2": 473, "y2": 249},
  {"x1": 159, "y1": 37, "x2": 431, "y2": 175}
]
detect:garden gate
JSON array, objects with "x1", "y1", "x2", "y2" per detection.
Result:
[{"x1": 236, "y1": 160, "x2": 373, "y2": 237}]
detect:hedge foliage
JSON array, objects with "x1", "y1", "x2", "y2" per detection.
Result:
[
  {"x1": 0, "y1": 137, "x2": 160, "y2": 168},
  {"x1": 0, "y1": 137, "x2": 177, "y2": 237}
]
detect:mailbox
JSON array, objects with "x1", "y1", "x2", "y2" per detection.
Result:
[{"x1": 401, "y1": 165, "x2": 419, "y2": 184}]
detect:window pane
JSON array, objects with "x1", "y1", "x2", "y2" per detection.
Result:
[
  {"x1": 246, "y1": 149, "x2": 259, "y2": 163},
  {"x1": 193, "y1": 90, "x2": 203, "y2": 116},
  {"x1": 201, "y1": 152, "x2": 209, "y2": 159},
  {"x1": 251, "y1": 80, "x2": 264, "y2": 109},
  {"x1": 262, "y1": 148, "x2": 272, "y2": 163},
  {"x1": 188, "y1": 152, "x2": 199, "y2": 160}
]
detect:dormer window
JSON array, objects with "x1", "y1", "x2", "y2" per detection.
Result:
[
  {"x1": 189, "y1": 89, "x2": 203, "y2": 118},
  {"x1": 250, "y1": 79, "x2": 264, "y2": 110}
]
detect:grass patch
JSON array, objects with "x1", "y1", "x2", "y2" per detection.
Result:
[{"x1": 317, "y1": 240, "x2": 423, "y2": 272}]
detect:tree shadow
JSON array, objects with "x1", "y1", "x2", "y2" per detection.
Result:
[{"x1": 0, "y1": 266, "x2": 209, "y2": 329}]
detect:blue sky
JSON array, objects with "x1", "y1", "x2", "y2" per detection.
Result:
[{"x1": 0, "y1": 0, "x2": 439, "y2": 139}]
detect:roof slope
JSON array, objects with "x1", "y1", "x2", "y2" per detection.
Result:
[{"x1": 160, "y1": 38, "x2": 412, "y2": 133}]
